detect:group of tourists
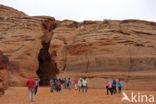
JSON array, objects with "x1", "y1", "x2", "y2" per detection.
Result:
[
  {"x1": 106, "y1": 78, "x2": 122, "y2": 95},
  {"x1": 49, "y1": 77, "x2": 88, "y2": 93},
  {"x1": 26, "y1": 77, "x2": 122, "y2": 103}
]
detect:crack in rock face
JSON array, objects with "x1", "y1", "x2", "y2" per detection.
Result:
[
  {"x1": 0, "y1": 51, "x2": 9, "y2": 95},
  {"x1": 37, "y1": 40, "x2": 59, "y2": 86}
]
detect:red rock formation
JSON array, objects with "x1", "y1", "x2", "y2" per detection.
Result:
[
  {"x1": 0, "y1": 5, "x2": 58, "y2": 86},
  {"x1": 0, "y1": 51, "x2": 9, "y2": 95},
  {"x1": 0, "y1": 5, "x2": 27, "y2": 18},
  {"x1": 0, "y1": 5, "x2": 156, "y2": 91},
  {"x1": 49, "y1": 19, "x2": 156, "y2": 90}
]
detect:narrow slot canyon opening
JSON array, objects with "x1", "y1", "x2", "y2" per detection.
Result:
[{"x1": 36, "y1": 41, "x2": 59, "y2": 86}]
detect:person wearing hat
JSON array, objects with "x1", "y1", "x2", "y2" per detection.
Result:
[{"x1": 26, "y1": 76, "x2": 35, "y2": 102}]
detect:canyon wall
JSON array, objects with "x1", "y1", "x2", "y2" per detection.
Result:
[
  {"x1": 49, "y1": 20, "x2": 156, "y2": 90},
  {"x1": 0, "y1": 5, "x2": 58, "y2": 86},
  {"x1": 0, "y1": 5, "x2": 156, "y2": 90}
]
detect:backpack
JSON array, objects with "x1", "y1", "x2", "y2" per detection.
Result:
[
  {"x1": 113, "y1": 80, "x2": 116, "y2": 86},
  {"x1": 57, "y1": 81, "x2": 61, "y2": 88},
  {"x1": 68, "y1": 80, "x2": 71, "y2": 84}
]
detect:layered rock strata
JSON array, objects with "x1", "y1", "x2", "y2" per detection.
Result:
[{"x1": 0, "y1": 5, "x2": 156, "y2": 90}]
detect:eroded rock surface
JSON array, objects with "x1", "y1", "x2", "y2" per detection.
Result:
[
  {"x1": 0, "y1": 5, "x2": 57, "y2": 86},
  {"x1": 50, "y1": 20, "x2": 156, "y2": 90},
  {"x1": 0, "y1": 51, "x2": 9, "y2": 95},
  {"x1": 0, "y1": 5, "x2": 156, "y2": 90}
]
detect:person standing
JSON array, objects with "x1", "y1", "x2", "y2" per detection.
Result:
[
  {"x1": 54, "y1": 79, "x2": 57, "y2": 91},
  {"x1": 60, "y1": 78, "x2": 64, "y2": 90},
  {"x1": 78, "y1": 78, "x2": 82, "y2": 93},
  {"x1": 56, "y1": 79, "x2": 61, "y2": 92},
  {"x1": 34, "y1": 79, "x2": 39, "y2": 95},
  {"x1": 106, "y1": 80, "x2": 113, "y2": 95},
  {"x1": 64, "y1": 78, "x2": 67, "y2": 89},
  {"x1": 112, "y1": 78, "x2": 117, "y2": 94},
  {"x1": 74, "y1": 78, "x2": 78, "y2": 90},
  {"x1": 26, "y1": 76, "x2": 35, "y2": 102},
  {"x1": 82, "y1": 78, "x2": 87, "y2": 93},
  {"x1": 67, "y1": 78, "x2": 71, "y2": 89},
  {"x1": 50, "y1": 79, "x2": 55, "y2": 93},
  {"x1": 118, "y1": 79, "x2": 122, "y2": 93}
]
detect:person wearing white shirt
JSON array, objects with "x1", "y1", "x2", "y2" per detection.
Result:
[
  {"x1": 78, "y1": 78, "x2": 82, "y2": 93},
  {"x1": 82, "y1": 78, "x2": 88, "y2": 93}
]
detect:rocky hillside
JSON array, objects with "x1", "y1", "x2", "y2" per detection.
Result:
[{"x1": 0, "y1": 5, "x2": 156, "y2": 90}]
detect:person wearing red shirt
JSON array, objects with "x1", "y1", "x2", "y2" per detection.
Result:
[
  {"x1": 56, "y1": 79, "x2": 61, "y2": 92},
  {"x1": 26, "y1": 76, "x2": 35, "y2": 102},
  {"x1": 74, "y1": 79, "x2": 78, "y2": 90}
]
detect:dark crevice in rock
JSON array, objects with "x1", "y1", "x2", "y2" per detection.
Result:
[
  {"x1": 0, "y1": 51, "x2": 9, "y2": 70},
  {"x1": 0, "y1": 50, "x2": 9, "y2": 95},
  {"x1": 36, "y1": 19, "x2": 59, "y2": 86},
  {"x1": 36, "y1": 41, "x2": 59, "y2": 85}
]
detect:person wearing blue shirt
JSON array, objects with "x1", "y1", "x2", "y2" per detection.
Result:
[
  {"x1": 112, "y1": 78, "x2": 117, "y2": 94},
  {"x1": 117, "y1": 79, "x2": 122, "y2": 93},
  {"x1": 54, "y1": 79, "x2": 57, "y2": 90},
  {"x1": 67, "y1": 78, "x2": 71, "y2": 89}
]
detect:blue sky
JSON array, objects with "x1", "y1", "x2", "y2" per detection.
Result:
[{"x1": 1, "y1": 0, "x2": 156, "y2": 22}]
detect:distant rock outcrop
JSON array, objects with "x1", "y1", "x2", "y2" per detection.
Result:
[
  {"x1": 0, "y1": 5, "x2": 27, "y2": 18},
  {"x1": 0, "y1": 5, "x2": 156, "y2": 90}
]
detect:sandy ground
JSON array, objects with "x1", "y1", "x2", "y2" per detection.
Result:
[{"x1": 0, "y1": 87, "x2": 156, "y2": 104}]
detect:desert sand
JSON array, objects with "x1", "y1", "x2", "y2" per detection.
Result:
[{"x1": 0, "y1": 87, "x2": 155, "y2": 104}]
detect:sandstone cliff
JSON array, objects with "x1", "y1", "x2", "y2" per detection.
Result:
[
  {"x1": 0, "y1": 5, "x2": 156, "y2": 90},
  {"x1": 0, "y1": 5, "x2": 58, "y2": 86},
  {"x1": 49, "y1": 20, "x2": 156, "y2": 90}
]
